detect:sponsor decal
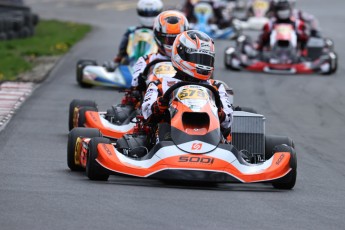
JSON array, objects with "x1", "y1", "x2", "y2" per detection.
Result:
[
  {"x1": 178, "y1": 156, "x2": 214, "y2": 165},
  {"x1": 89, "y1": 112, "x2": 98, "y2": 123},
  {"x1": 178, "y1": 88, "x2": 208, "y2": 101},
  {"x1": 191, "y1": 143, "x2": 203, "y2": 150},
  {"x1": 102, "y1": 144, "x2": 112, "y2": 156},
  {"x1": 154, "y1": 64, "x2": 176, "y2": 76},
  {"x1": 276, "y1": 153, "x2": 285, "y2": 165},
  {"x1": 201, "y1": 43, "x2": 210, "y2": 48}
]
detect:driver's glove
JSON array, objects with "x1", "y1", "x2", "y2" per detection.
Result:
[
  {"x1": 152, "y1": 96, "x2": 169, "y2": 114},
  {"x1": 114, "y1": 55, "x2": 122, "y2": 63}
]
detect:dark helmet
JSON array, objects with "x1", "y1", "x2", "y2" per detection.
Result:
[{"x1": 273, "y1": 0, "x2": 292, "y2": 20}]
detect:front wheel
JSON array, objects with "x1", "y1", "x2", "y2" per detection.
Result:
[
  {"x1": 271, "y1": 145, "x2": 297, "y2": 190},
  {"x1": 67, "y1": 128, "x2": 102, "y2": 171},
  {"x1": 69, "y1": 99, "x2": 97, "y2": 131},
  {"x1": 265, "y1": 135, "x2": 294, "y2": 160},
  {"x1": 86, "y1": 137, "x2": 111, "y2": 181},
  {"x1": 224, "y1": 48, "x2": 241, "y2": 71}
]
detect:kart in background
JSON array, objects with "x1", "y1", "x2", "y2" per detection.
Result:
[
  {"x1": 224, "y1": 24, "x2": 337, "y2": 75},
  {"x1": 233, "y1": 0, "x2": 270, "y2": 30},
  {"x1": 68, "y1": 82, "x2": 297, "y2": 190},
  {"x1": 190, "y1": 2, "x2": 239, "y2": 40},
  {"x1": 76, "y1": 28, "x2": 157, "y2": 88}
]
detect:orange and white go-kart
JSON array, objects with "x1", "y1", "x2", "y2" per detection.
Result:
[{"x1": 68, "y1": 82, "x2": 297, "y2": 189}]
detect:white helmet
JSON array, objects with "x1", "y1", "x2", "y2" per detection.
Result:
[{"x1": 137, "y1": 0, "x2": 164, "y2": 27}]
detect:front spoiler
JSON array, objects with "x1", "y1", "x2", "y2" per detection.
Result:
[
  {"x1": 95, "y1": 142, "x2": 295, "y2": 183},
  {"x1": 84, "y1": 111, "x2": 135, "y2": 139}
]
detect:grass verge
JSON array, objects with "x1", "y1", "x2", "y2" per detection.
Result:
[{"x1": 0, "y1": 20, "x2": 91, "y2": 81}]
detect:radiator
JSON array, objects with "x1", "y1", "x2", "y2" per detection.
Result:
[{"x1": 231, "y1": 111, "x2": 265, "y2": 155}]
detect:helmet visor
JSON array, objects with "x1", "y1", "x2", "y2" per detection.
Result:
[
  {"x1": 137, "y1": 9, "x2": 161, "y2": 17},
  {"x1": 188, "y1": 52, "x2": 215, "y2": 66},
  {"x1": 277, "y1": 9, "x2": 291, "y2": 19},
  {"x1": 178, "y1": 46, "x2": 215, "y2": 67},
  {"x1": 155, "y1": 32, "x2": 178, "y2": 46}
]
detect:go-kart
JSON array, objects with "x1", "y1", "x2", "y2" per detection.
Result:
[
  {"x1": 233, "y1": 0, "x2": 270, "y2": 30},
  {"x1": 224, "y1": 24, "x2": 337, "y2": 75},
  {"x1": 68, "y1": 61, "x2": 178, "y2": 139},
  {"x1": 189, "y1": 2, "x2": 238, "y2": 40},
  {"x1": 68, "y1": 82, "x2": 297, "y2": 190},
  {"x1": 76, "y1": 28, "x2": 157, "y2": 88}
]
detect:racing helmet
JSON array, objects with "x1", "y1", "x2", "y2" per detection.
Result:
[
  {"x1": 289, "y1": 0, "x2": 297, "y2": 8},
  {"x1": 171, "y1": 30, "x2": 215, "y2": 81},
  {"x1": 273, "y1": 0, "x2": 292, "y2": 20},
  {"x1": 153, "y1": 10, "x2": 189, "y2": 57},
  {"x1": 137, "y1": 0, "x2": 163, "y2": 27}
]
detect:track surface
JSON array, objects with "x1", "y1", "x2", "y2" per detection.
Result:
[{"x1": 1, "y1": 0, "x2": 345, "y2": 229}]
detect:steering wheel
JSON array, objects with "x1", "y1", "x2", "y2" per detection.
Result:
[{"x1": 162, "y1": 82, "x2": 222, "y2": 109}]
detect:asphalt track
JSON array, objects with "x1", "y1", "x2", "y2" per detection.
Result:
[{"x1": 1, "y1": 0, "x2": 345, "y2": 229}]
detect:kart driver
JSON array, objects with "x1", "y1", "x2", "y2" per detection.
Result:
[
  {"x1": 289, "y1": 0, "x2": 322, "y2": 37},
  {"x1": 113, "y1": 0, "x2": 163, "y2": 63},
  {"x1": 257, "y1": 0, "x2": 308, "y2": 51},
  {"x1": 183, "y1": 0, "x2": 231, "y2": 28},
  {"x1": 142, "y1": 30, "x2": 233, "y2": 140},
  {"x1": 131, "y1": 10, "x2": 190, "y2": 92},
  {"x1": 264, "y1": 0, "x2": 321, "y2": 37}
]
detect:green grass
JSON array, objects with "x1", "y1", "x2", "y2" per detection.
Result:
[{"x1": 0, "y1": 20, "x2": 91, "y2": 81}]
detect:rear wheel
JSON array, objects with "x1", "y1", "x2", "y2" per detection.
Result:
[
  {"x1": 76, "y1": 60, "x2": 97, "y2": 88},
  {"x1": 86, "y1": 137, "x2": 111, "y2": 181},
  {"x1": 265, "y1": 135, "x2": 294, "y2": 160},
  {"x1": 67, "y1": 128, "x2": 101, "y2": 171},
  {"x1": 69, "y1": 99, "x2": 97, "y2": 131},
  {"x1": 271, "y1": 145, "x2": 297, "y2": 190},
  {"x1": 234, "y1": 106, "x2": 257, "y2": 114}
]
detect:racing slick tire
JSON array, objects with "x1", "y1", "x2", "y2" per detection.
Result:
[
  {"x1": 67, "y1": 128, "x2": 102, "y2": 171},
  {"x1": 86, "y1": 137, "x2": 111, "y2": 181},
  {"x1": 224, "y1": 49, "x2": 241, "y2": 71},
  {"x1": 323, "y1": 52, "x2": 338, "y2": 75},
  {"x1": 69, "y1": 99, "x2": 97, "y2": 131},
  {"x1": 271, "y1": 145, "x2": 297, "y2": 190},
  {"x1": 76, "y1": 59, "x2": 98, "y2": 88},
  {"x1": 234, "y1": 106, "x2": 257, "y2": 114},
  {"x1": 265, "y1": 135, "x2": 294, "y2": 160},
  {"x1": 77, "y1": 106, "x2": 98, "y2": 128}
]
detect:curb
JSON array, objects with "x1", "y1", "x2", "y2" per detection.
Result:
[
  {"x1": 0, "y1": 56, "x2": 60, "y2": 132},
  {"x1": 0, "y1": 82, "x2": 35, "y2": 131}
]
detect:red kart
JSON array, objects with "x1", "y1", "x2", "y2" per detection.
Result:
[{"x1": 224, "y1": 24, "x2": 337, "y2": 75}]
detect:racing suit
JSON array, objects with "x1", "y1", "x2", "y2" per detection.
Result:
[
  {"x1": 292, "y1": 9, "x2": 320, "y2": 37},
  {"x1": 131, "y1": 52, "x2": 169, "y2": 89},
  {"x1": 142, "y1": 74, "x2": 233, "y2": 130},
  {"x1": 257, "y1": 17, "x2": 308, "y2": 51},
  {"x1": 119, "y1": 52, "x2": 169, "y2": 106},
  {"x1": 115, "y1": 26, "x2": 153, "y2": 63}
]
